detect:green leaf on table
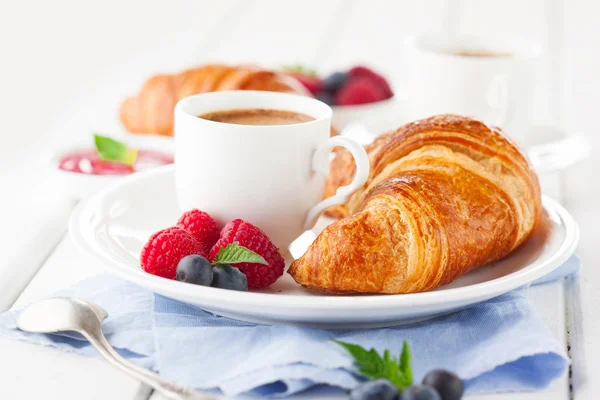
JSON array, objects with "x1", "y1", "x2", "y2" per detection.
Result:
[
  {"x1": 332, "y1": 339, "x2": 413, "y2": 391},
  {"x1": 94, "y1": 134, "x2": 138, "y2": 166},
  {"x1": 213, "y1": 242, "x2": 267, "y2": 265}
]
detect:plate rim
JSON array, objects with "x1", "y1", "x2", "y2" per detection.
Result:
[{"x1": 69, "y1": 164, "x2": 579, "y2": 311}]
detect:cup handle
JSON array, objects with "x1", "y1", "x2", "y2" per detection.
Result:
[{"x1": 303, "y1": 136, "x2": 370, "y2": 230}]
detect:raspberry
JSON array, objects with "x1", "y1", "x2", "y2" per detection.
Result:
[
  {"x1": 291, "y1": 73, "x2": 323, "y2": 95},
  {"x1": 349, "y1": 66, "x2": 394, "y2": 99},
  {"x1": 141, "y1": 227, "x2": 207, "y2": 279},
  {"x1": 177, "y1": 209, "x2": 220, "y2": 250},
  {"x1": 335, "y1": 76, "x2": 386, "y2": 106},
  {"x1": 209, "y1": 219, "x2": 284, "y2": 289}
]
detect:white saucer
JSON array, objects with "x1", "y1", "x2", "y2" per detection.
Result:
[{"x1": 69, "y1": 165, "x2": 579, "y2": 328}]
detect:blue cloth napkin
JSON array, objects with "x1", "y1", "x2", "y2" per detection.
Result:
[{"x1": 0, "y1": 255, "x2": 580, "y2": 398}]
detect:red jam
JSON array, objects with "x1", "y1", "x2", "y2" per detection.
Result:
[{"x1": 58, "y1": 150, "x2": 173, "y2": 175}]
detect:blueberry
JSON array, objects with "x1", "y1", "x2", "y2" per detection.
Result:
[
  {"x1": 176, "y1": 255, "x2": 213, "y2": 286},
  {"x1": 315, "y1": 91, "x2": 334, "y2": 106},
  {"x1": 323, "y1": 71, "x2": 350, "y2": 92},
  {"x1": 211, "y1": 265, "x2": 248, "y2": 291},
  {"x1": 400, "y1": 385, "x2": 441, "y2": 400},
  {"x1": 422, "y1": 370, "x2": 463, "y2": 400},
  {"x1": 350, "y1": 379, "x2": 399, "y2": 400}
]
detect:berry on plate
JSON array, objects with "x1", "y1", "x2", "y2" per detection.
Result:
[
  {"x1": 349, "y1": 65, "x2": 394, "y2": 98},
  {"x1": 291, "y1": 73, "x2": 323, "y2": 95},
  {"x1": 177, "y1": 209, "x2": 220, "y2": 250},
  {"x1": 422, "y1": 370, "x2": 463, "y2": 400},
  {"x1": 315, "y1": 91, "x2": 334, "y2": 106},
  {"x1": 283, "y1": 64, "x2": 392, "y2": 106},
  {"x1": 176, "y1": 255, "x2": 214, "y2": 286},
  {"x1": 209, "y1": 219, "x2": 285, "y2": 289},
  {"x1": 335, "y1": 76, "x2": 386, "y2": 106},
  {"x1": 323, "y1": 71, "x2": 350, "y2": 92},
  {"x1": 211, "y1": 265, "x2": 248, "y2": 291},
  {"x1": 400, "y1": 385, "x2": 441, "y2": 400},
  {"x1": 350, "y1": 379, "x2": 399, "y2": 400},
  {"x1": 141, "y1": 227, "x2": 207, "y2": 279}
]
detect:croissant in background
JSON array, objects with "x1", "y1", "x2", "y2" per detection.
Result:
[
  {"x1": 120, "y1": 64, "x2": 307, "y2": 136},
  {"x1": 289, "y1": 115, "x2": 542, "y2": 294}
]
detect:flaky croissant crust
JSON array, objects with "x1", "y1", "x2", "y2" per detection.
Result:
[
  {"x1": 289, "y1": 115, "x2": 542, "y2": 294},
  {"x1": 120, "y1": 64, "x2": 306, "y2": 136}
]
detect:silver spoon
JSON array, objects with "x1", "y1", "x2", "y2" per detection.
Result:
[{"x1": 17, "y1": 297, "x2": 215, "y2": 400}]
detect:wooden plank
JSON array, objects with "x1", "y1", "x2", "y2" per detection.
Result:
[
  {"x1": 12, "y1": 237, "x2": 111, "y2": 308},
  {"x1": 0, "y1": 237, "x2": 144, "y2": 400},
  {"x1": 0, "y1": 175, "x2": 76, "y2": 312},
  {"x1": 560, "y1": 1, "x2": 600, "y2": 398},
  {"x1": 562, "y1": 159, "x2": 599, "y2": 400},
  {"x1": 0, "y1": 338, "x2": 143, "y2": 400}
]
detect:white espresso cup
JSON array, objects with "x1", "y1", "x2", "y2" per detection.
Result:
[
  {"x1": 174, "y1": 91, "x2": 370, "y2": 249},
  {"x1": 405, "y1": 35, "x2": 541, "y2": 144}
]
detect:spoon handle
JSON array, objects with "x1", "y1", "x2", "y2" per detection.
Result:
[{"x1": 82, "y1": 329, "x2": 214, "y2": 400}]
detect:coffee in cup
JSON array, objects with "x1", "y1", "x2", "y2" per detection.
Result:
[{"x1": 198, "y1": 108, "x2": 314, "y2": 126}]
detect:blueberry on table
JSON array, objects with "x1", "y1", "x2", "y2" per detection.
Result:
[
  {"x1": 422, "y1": 370, "x2": 463, "y2": 400},
  {"x1": 323, "y1": 71, "x2": 350, "y2": 92},
  {"x1": 176, "y1": 255, "x2": 213, "y2": 286},
  {"x1": 400, "y1": 385, "x2": 441, "y2": 400},
  {"x1": 350, "y1": 379, "x2": 399, "y2": 400},
  {"x1": 211, "y1": 265, "x2": 248, "y2": 291}
]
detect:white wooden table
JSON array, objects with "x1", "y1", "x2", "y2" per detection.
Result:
[{"x1": 0, "y1": 1, "x2": 598, "y2": 399}]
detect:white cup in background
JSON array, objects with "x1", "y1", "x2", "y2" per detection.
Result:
[
  {"x1": 174, "y1": 91, "x2": 369, "y2": 249},
  {"x1": 404, "y1": 35, "x2": 541, "y2": 145}
]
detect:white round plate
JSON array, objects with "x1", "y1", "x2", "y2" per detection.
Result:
[{"x1": 69, "y1": 165, "x2": 579, "y2": 328}]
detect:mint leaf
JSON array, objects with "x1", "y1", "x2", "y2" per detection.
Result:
[
  {"x1": 94, "y1": 134, "x2": 138, "y2": 166},
  {"x1": 333, "y1": 340, "x2": 413, "y2": 391},
  {"x1": 213, "y1": 242, "x2": 267, "y2": 265},
  {"x1": 399, "y1": 340, "x2": 412, "y2": 384},
  {"x1": 332, "y1": 340, "x2": 385, "y2": 376},
  {"x1": 280, "y1": 64, "x2": 317, "y2": 76}
]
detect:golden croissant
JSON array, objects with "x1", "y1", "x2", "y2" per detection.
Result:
[
  {"x1": 120, "y1": 64, "x2": 307, "y2": 136},
  {"x1": 288, "y1": 115, "x2": 542, "y2": 294}
]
